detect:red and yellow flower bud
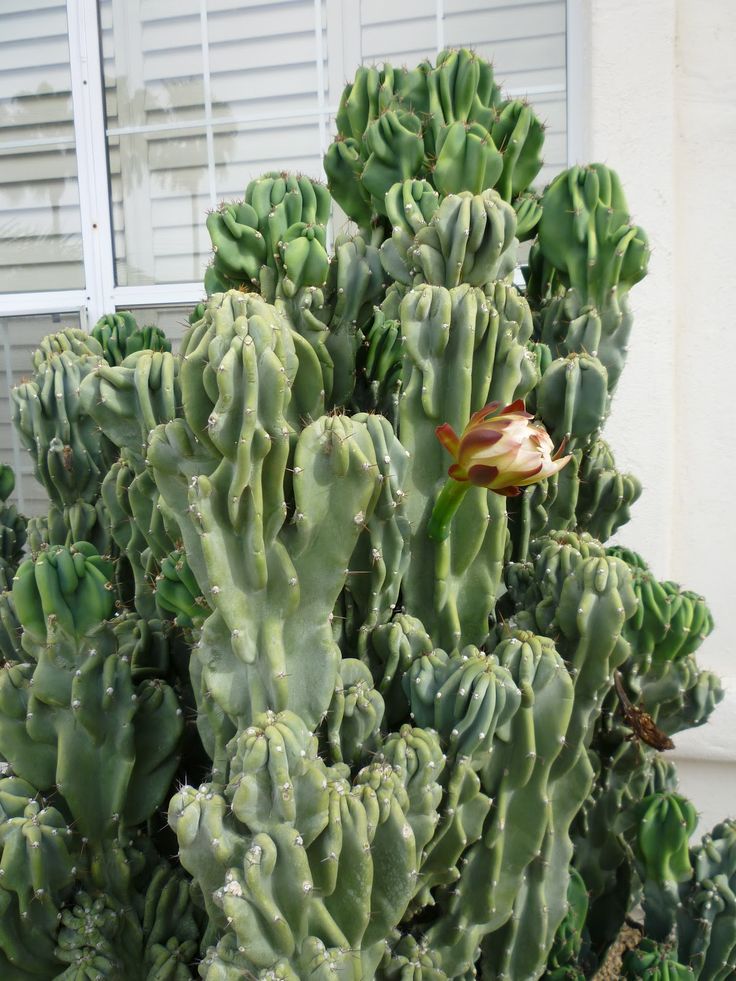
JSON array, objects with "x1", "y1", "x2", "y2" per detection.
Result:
[{"x1": 428, "y1": 399, "x2": 570, "y2": 541}]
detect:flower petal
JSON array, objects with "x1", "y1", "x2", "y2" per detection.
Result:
[
  {"x1": 468, "y1": 401, "x2": 501, "y2": 426},
  {"x1": 460, "y1": 427, "x2": 504, "y2": 453},
  {"x1": 435, "y1": 423, "x2": 460, "y2": 458},
  {"x1": 553, "y1": 438, "x2": 568, "y2": 461},
  {"x1": 448, "y1": 463, "x2": 469, "y2": 481},
  {"x1": 508, "y1": 460, "x2": 544, "y2": 483},
  {"x1": 493, "y1": 485, "x2": 522, "y2": 497},
  {"x1": 501, "y1": 398, "x2": 532, "y2": 419},
  {"x1": 467, "y1": 464, "x2": 499, "y2": 487}
]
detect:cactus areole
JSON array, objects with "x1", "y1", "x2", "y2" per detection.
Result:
[{"x1": 0, "y1": 46, "x2": 727, "y2": 981}]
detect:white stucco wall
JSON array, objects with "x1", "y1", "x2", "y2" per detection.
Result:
[{"x1": 573, "y1": 0, "x2": 736, "y2": 828}]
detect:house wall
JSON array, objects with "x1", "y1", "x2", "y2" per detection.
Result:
[{"x1": 577, "y1": 0, "x2": 736, "y2": 829}]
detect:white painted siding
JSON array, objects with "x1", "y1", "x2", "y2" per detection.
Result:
[{"x1": 579, "y1": 0, "x2": 736, "y2": 827}]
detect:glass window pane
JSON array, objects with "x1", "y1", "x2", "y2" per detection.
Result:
[
  {"x1": 108, "y1": 129, "x2": 211, "y2": 285},
  {"x1": 207, "y1": 0, "x2": 323, "y2": 121},
  {"x1": 99, "y1": 0, "x2": 205, "y2": 128},
  {"x1": 0, "y1": 2, "x2": 84, "y2": 293},
  {"x1": 0, "y1": 311, "x2": 83, "y2": 515},
  {"x1": 214, "y1": 121, "x2": 322, "y2": 199},
  {"x1": 99, "y1": 0, "x2": 327, "y2": 287}
]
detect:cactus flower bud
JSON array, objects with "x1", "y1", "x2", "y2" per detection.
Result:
[{"x1": 428, "y1": 399, "x2": 570, "y2": 541}]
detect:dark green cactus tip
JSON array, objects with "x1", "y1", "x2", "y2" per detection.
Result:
[
  {"x1": 188, "y1": 300, "x2": 207, "y2": 325},
  {"x1": 31, "y1": 327, "x2": 104, "y2": 369},
  {"x1": 621, "y1": 937, "x2": 694, "y2": 980},
  {"x1": 323, "y1": 658, "x2": 385, "y2": 767},
  {"x1": 326, "y1": 49, "x2": 543, "y2": 227},
  {"x1": 92, "y1": 312, "x2": 171, "y2": 365},
  {"x1": 545, "y1": 867, "x2": 590, "y2": 977},
  {"x1": 383, "y1": 185, "x2": 518, "y2": 290},
  {"x1": 0, "y1": 465, "x2": 15, "y2": 503},
  {"x1": 12, "y1": 542, "x2": 115, "y2": 640},
  {"x1": 205, "y1": 172, "x2": 332, "y2": 299},
  {"x1": 155, "y1": 548, "x2": 209, "y2": 629},
  {"x1": 634, "y1": 792, "x2": 698, "y2": 885},
  {"x1": 0, "y1": 480, "x2": 27, "y2": 590},
  {"x1": 538, "y1": 163, "x2": 649, "y2": 307}
]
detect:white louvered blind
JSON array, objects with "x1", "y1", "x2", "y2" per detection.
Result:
[
  {"x1": 100, "y1": 0, "x2": 327, "y2": 286},
  {"x1": 0, "y1": 1, "x2": 84, "y2": 294}
]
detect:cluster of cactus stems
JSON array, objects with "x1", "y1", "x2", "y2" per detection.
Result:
[{"x1": 0, "y1": 48, "x2": 731, "y2": 980}]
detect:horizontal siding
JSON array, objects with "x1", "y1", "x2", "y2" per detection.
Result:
[
  {"x1": 529, "y1": 88, "x2": 567, "y2": 189},
  {"x1": 446, "y1": 0, "x2": 562, "y2": 10},
  {"x1": 1, "y1": 4, "x2": 67, "y2": 43},
  {"x1": 445, "y1": 0, "x2": 565, "y2": 37},
  {"x1": 360, "y1": 0, "x2": 432, "y2": 24},
  {"x1": 360, "y1": 9, "x2": 437, "y2": 64}
]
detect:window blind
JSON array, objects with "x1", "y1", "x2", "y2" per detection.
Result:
[
  {"x1": 0, "y1": 1, "x2": 84, "y2": 294},
  {"x1": 100, "y1": 0, "x2": 327, "y2": 286}
]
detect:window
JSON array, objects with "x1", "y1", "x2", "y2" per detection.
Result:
[{"x1": 1, "y1": 0, "x2": 571, "y2": 508}]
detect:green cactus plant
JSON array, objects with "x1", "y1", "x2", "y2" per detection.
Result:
[
  {"x1": 0, "y1": 465, "x2": 26, "y2": 591},
  {"x1": 0, "y1": 543, "x2": 196, "y2": 976},
  {"x1": 0, "y1": 45, "x2": 728, "y2": 981},
  {"x1": 92, "y1": 311, "x2": 171, "y2": 365},
  {"x1": 676, "y1": 819, "x2": 736, "y2": 979},
  {"x1": 622, "y1": 937, "x2": 694, "y2": 980}
]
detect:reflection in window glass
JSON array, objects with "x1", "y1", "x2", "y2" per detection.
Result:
[
  {"x1": 0, "y1": 2, "x2": 84, "y2": 293},
  {"x1": 99, "y1": 0, "x2": 328, "y2": 287},
  {"x1": 107, "y1": 129, "x2": 211, "y2": 285},
  {"x1": 359, "y1": 0, "x2": 438, "y2": 64},
  {"x1": 213, "y1": 121, "x2": 322, "y2": 202},
  {"x1": 0, "y1": 311, "x2": 83, "y2": 515}
]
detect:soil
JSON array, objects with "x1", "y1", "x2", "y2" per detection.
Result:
[{"x1": 593, "y1": 922, "x2": 643, "y2": 979}]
